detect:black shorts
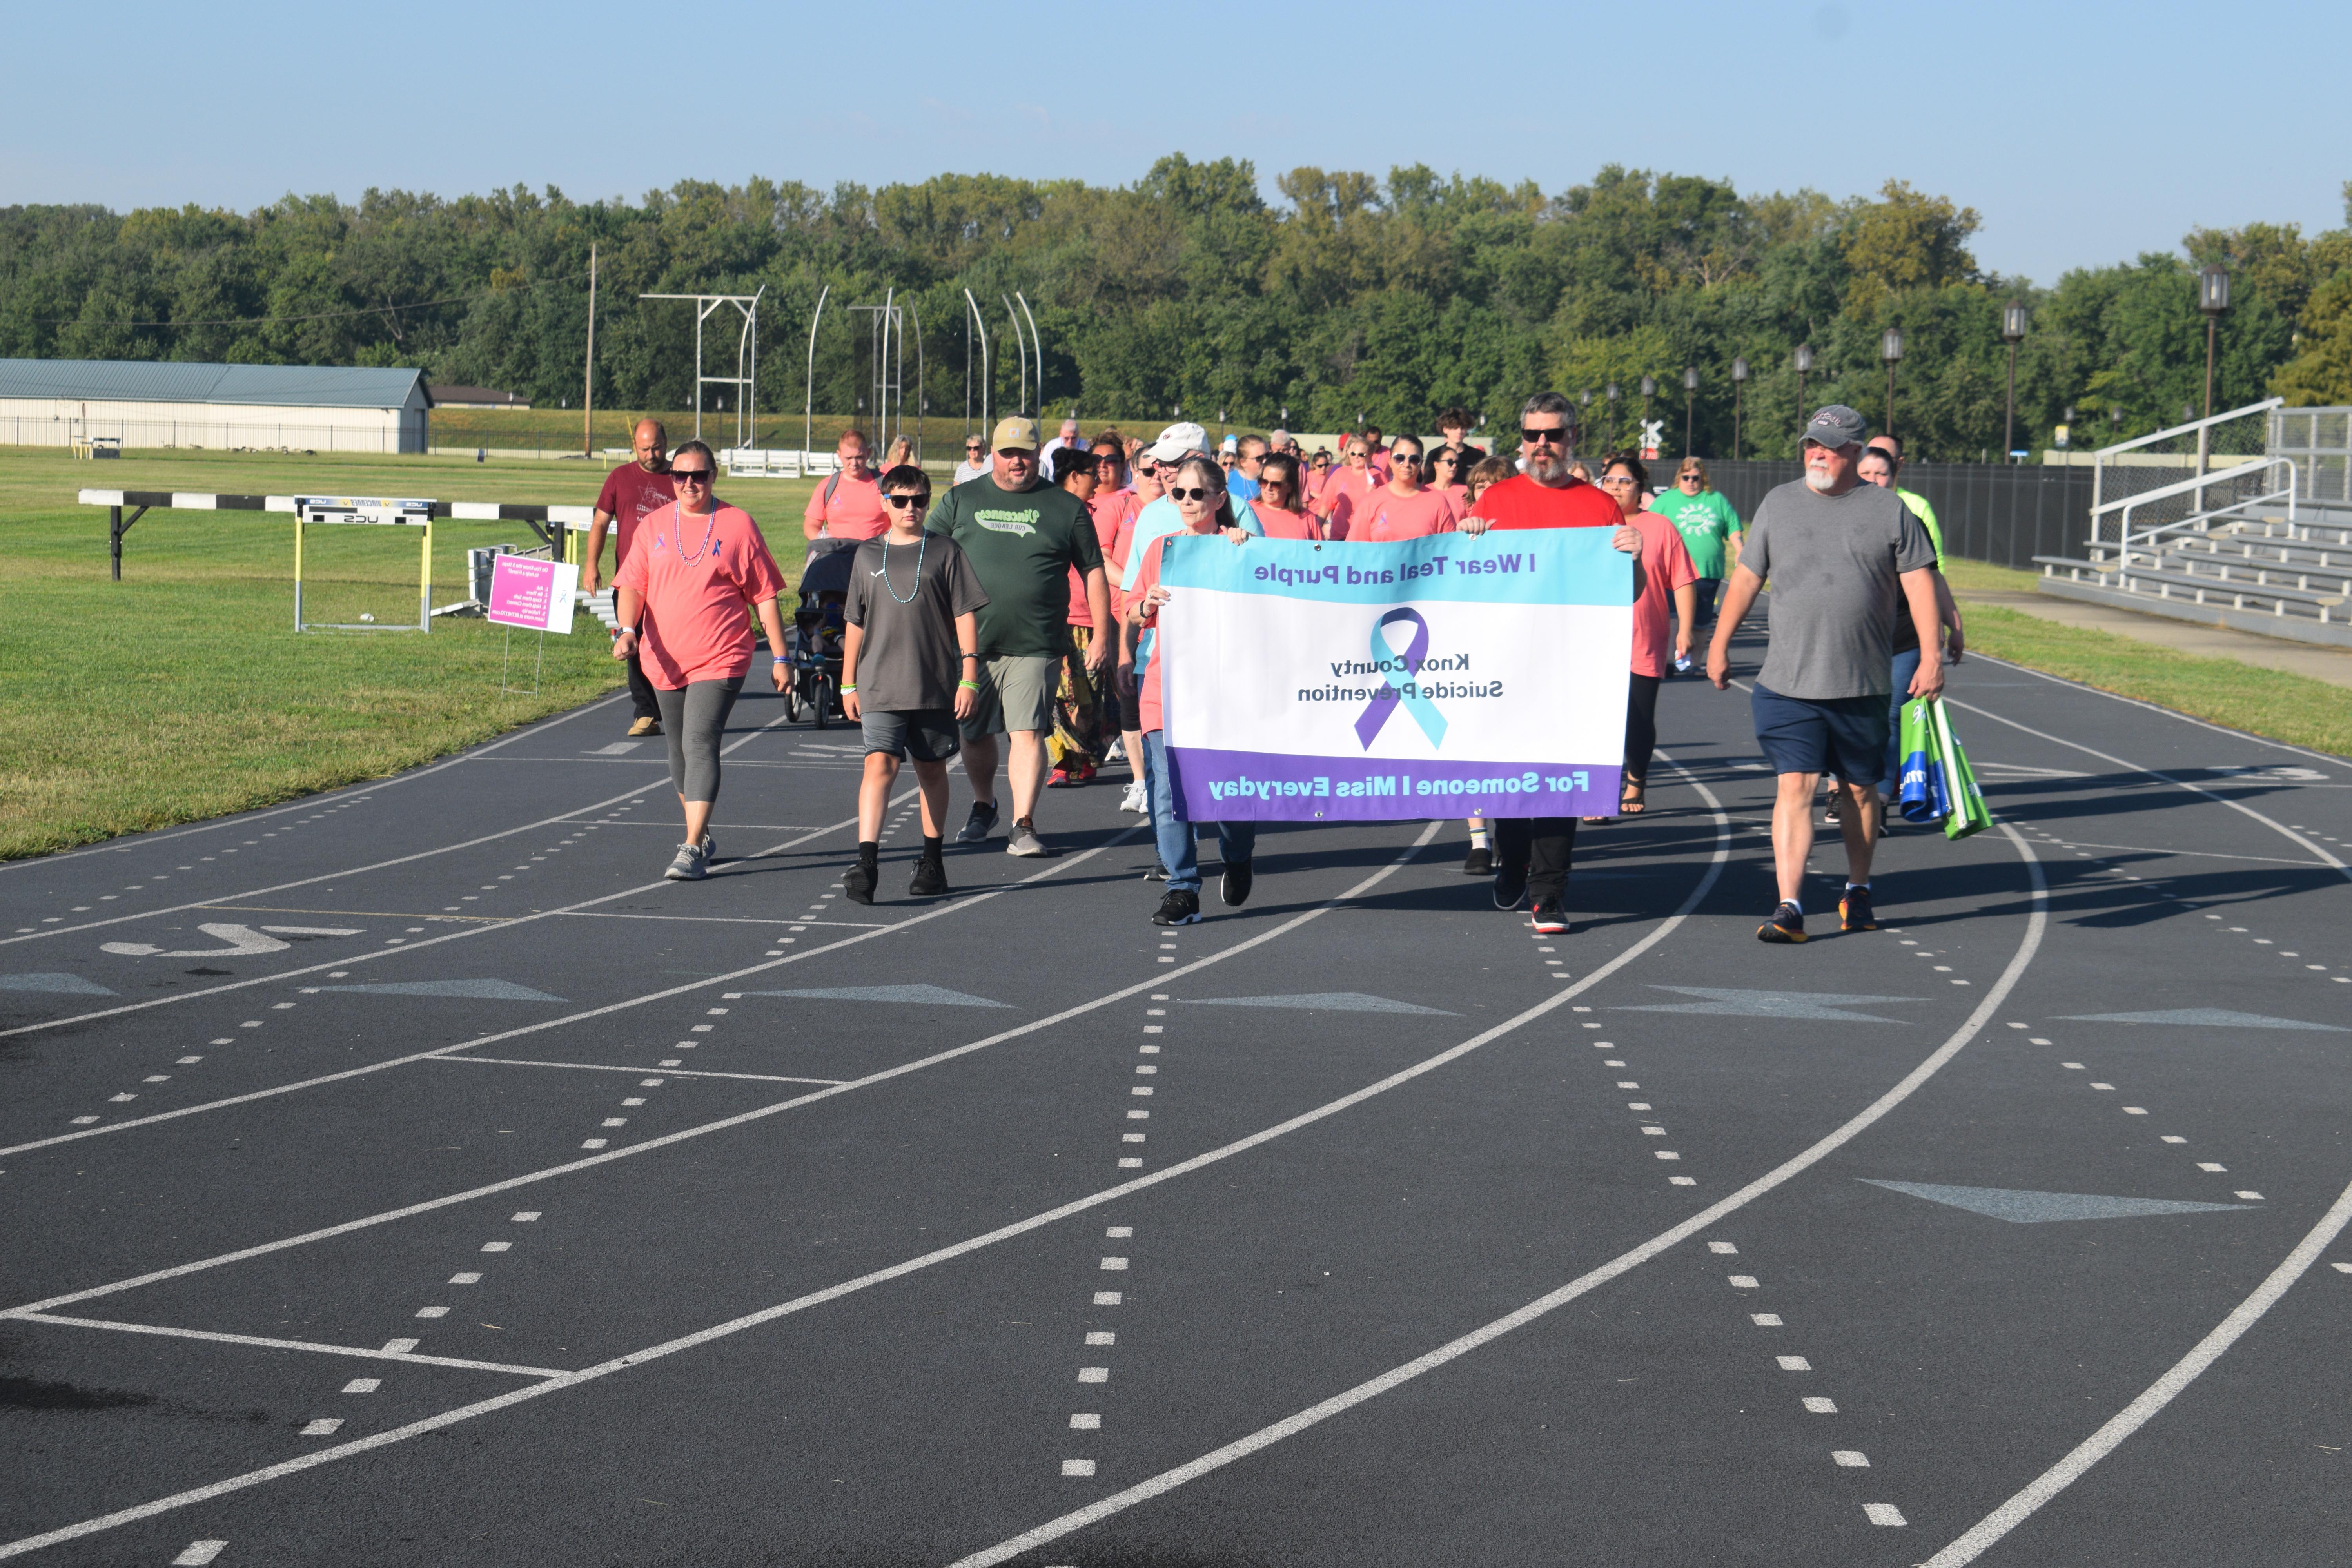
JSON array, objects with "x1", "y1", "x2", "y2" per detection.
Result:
[
  {"x1": 1751, "y1": 682, "x2": 1889, "y2": 780},
  {"x1": 862, "y1": 708, "x2": 961, "y2": 764}
]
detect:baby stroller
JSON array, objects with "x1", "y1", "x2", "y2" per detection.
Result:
[{"x1": 783, "y1": 540, "x2": 855, "y2": 726}]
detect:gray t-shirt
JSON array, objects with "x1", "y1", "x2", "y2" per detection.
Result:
[
  {"x1": 1737, "y1": 479, "x2": 1937, "y2": 700},
  {"x1": 842, "y1": 534, "x2": 989, "y2": 712}
]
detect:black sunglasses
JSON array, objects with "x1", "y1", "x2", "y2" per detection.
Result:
[
  {"x1": 671, "y1": 468, "x2": 713, "y2": 483},
  {"x1": 1392, "y1": 452, "x2": 1423, "y2": 465},
  {"x1": 884, "y1": 494, "x2": 927, "y2": 508},
  {"x1": 1519, "y1": 426, "x2": 1568, "y2": 445},
  {"x1": 1166, "y1": 486, "x2": 1220, "y2": 502}
]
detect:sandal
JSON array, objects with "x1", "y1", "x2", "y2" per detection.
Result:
[{"x1": 1621, "y1": 777, "x2": 1647, "y2": 816}]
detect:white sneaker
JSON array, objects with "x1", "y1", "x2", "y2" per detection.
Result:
[
  {"x1": 1104, "y1": 738, "x2": 1126, "y2": 763},
  {"x1": 1121, "y1": 781, "x2": 1148, "y2": 814},
  {"x1": 1005, "y1": 818, "x2": 1048, "y2": 857}
]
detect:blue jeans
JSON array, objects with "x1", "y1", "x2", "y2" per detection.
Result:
[
  {"x1": 1884, "y1": 647, "x2": 1921, "y2": 793},
  {"x1": 1142, "y1": 731, "x2": 1256, "y2": 894}
]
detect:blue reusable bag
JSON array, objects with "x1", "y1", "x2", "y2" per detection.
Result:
[{"x1": 1896, "y1": 697, "x2": 1947, "y2": 824}]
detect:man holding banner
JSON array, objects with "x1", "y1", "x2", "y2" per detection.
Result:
[{"x1": 1143, "y1": 394, "x2": 1640, "y2": 937}]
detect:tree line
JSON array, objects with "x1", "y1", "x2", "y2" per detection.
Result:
[{"x1": 3, "y1": 157, "x2": 2348, "y2": 460}]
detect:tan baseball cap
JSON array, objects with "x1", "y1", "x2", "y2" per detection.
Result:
[{"x1": 991, "y1": 416, "x2": 1040, "y2": 452}]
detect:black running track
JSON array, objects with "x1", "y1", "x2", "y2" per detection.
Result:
[{"x1": 2, "y1": 626, "x2": 2349, "y2": 1568}]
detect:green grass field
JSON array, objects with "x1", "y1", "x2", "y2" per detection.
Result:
[
  {"x1": 0, "y1": 446, "x2": 821, "y2": 861},
  {"x1": 4, "y1": 447, "x2": 2345, "y2": 862}
]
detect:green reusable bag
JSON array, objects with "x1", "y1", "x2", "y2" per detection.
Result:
[
  {"x1": 1929, "y1": 699, "x2": 1991, "y2": 840},
  {"x1": 1896, "y1": 697, "x2": 1943, "y2": 823}
]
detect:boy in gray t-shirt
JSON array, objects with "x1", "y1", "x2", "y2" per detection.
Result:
[
  {"x1": 841, "y1": 465, "x2": 989, "y2": 903},
  {"x1": 1704, "y1": 406, "x2": 1944, "y2": 944}
]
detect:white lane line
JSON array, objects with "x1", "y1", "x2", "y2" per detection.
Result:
[
  {"x1": 2043, "y1": 839, "x2": 2325, "y2": 867},
  {"x1": 0, "y1": 818, "x2": 1463, "y2": 1561},
  {"x1": 437, "y1": 1057, "x2": 847, "y2": 1086},
  {"x1": 1942, "y1": 695, "x2": 2348, "y2": 882},
  {"x1": 10, "y1": 1313, "x2": 563, "y2": 1377},
  {"x1": 937, "y1": 822, "x2": 2047, "y2": 1568},
  {"x1": 170, "y1": 1541, "x2": 227, "y2": 1565},
  {"x1": 0, "y1": 821, "x2": 1421, "y2": 1319},
  {"x1": 0, "y1": 693, "x2": 630, "y2": 878}
]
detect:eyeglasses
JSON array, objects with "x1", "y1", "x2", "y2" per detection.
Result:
[
  {"x1": 1519, "y1": 425, "x2": 1569, "y2": 445},
  {"x1": 884, "y1": 494, "x2": 927, "y2": 509},
  {"x1": 1599, "y1": 474, "x2": 1638, "y2": 486},
  {"x1": 671, "y1": 468, "x2": 713, "y2": 485},
  {"x1": 1166, "y1": 486, "x2": 1220, "y2": 502}
]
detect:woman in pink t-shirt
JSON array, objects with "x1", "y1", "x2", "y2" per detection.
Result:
[
  {"x1": 1593, "y1": 452, "x2": 1697, "y2": 818},
  {"x1": 1249, "y1": 454, "x2": 1321, "y2": 539},
  {"x1": 1316, "y1": 440, "x2": 1382, "y2": 538},
  {"x1": 613, "y1": 439, "x2": 791, "y2": 880},
  {"x1": 1426, "y1": 446, "x2": 1472, "y2": 509},
  {"x1": 1338, "y1": 434, "x2": 1461, "y2": 542}
]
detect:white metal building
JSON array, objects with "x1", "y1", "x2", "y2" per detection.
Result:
[{"x1": 0, "y1": 359, "x2": 431, "y2": 453}]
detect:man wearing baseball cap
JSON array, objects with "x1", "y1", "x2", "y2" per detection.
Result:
[
  {"x1": 1116, "y1": 422, "x2": 1263, "y2": 595},
  {"x1": 1705, "y1": 405, "x2": 1944, "y2": 943},
  {"x1": 926, "y1": 416, "x2": 1112, "y2": 856}
]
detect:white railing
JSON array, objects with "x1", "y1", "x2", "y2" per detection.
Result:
[{"x1": 2105, "y1": 457, "x2": 2297, "y2": 564}]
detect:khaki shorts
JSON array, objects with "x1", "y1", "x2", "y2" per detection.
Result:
[{"x1": 959, "y1": 653, "x2": 1059, "y2": 740}]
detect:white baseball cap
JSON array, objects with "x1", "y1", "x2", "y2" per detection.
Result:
[{"x1": 1145, "y1": 421, "x2": 1210, "y2": 463}]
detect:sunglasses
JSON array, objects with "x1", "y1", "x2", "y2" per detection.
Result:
[
  {"x1": 1599, "y1": 474, "x2": 1638, "y2": 485},
  {"x1": 1678, "y1": 471, "x2": 1702, "y2": 481},
  {"x1": 1392, "y1": 453, "x2": 1423, "y2": 466},
  {"x1": 1166, "y1": 486, "x2": 1220, "y2": 502},
  {"x1": 884, "y1": 494, "x2": 927, "y2": 509},
  {"x1": 1519, "y1": 426, "x2": 1569, "y2": 445},
  {"x1": 671, "y1": 468, "x2": 713, "y2": 484}
]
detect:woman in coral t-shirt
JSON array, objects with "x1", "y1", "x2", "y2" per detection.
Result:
[
  {"x1": 1336, "y1": 434, "x2": 1461, "y2": 541},
  {"x1": 1593, "y1": 452, "x2": 1697, "y2": 819},
  {"x1": 1248, "y1": 453, "x2": 1321, "y2": 539},
  {"x1": 613, "y1": 439, "x2": 790, "y2": 881},
  {"x1": 1426, "y1": 446, "x2": 1472, "y2": 510}
]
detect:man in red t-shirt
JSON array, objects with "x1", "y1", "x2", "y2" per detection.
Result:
[
  {"x1": 1456, "y1": 392, "x2": 1641, "y2": 935},
  {"x1": 586, "y1": 418, "x2": 679, "y2": 736}
]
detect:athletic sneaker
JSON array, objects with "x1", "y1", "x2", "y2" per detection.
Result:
[
  {"x1": 663, "y1": 842, "x2": 708, "y2": 882},
  {"x1": 1529, "y1": 899, "x2": 1569, "y2": 935},
  {"x1": 1220, "y1": 858, "x2": 1253, "y2": 907},
  {"x1": 628, "y1": 716, "x2": 662, "y2": 738},
  {"x1": 1152, "y1": 888, "x2": 1202, "y2": 926},
  {"x1": 1493, "y1": 860, "x2": 1529, "y2": 911},
  {"x1": 1461, "y1": 846, "x2": 1494, "y2": 876},
  {"x1": 1104, "y1": 738, "x2": 1127, "y2": 764},
  {"x1": 956, "y1": 801, "x2": 999, "y2": 844},
  {"x1": 1839, "y1": 886, "x2": 1878, "y2": 932},
  {"x1": 1144, "y1": 860, "x2": 1170, "y2": 882},
  {"x1": 1120, "y1": 780, "x2": 1149, "y2": 814},
  {"x1": 1757, "y1": 901, "x2": 1808, "y2": 944},
  {"x1": 700, "y1": 830, "x2": 717, "y2": 863},
  {"x1": 1047, "y1": 762, "x2": 1096, "y2": 788},
  {"x1": 842, "y1": 859, "x2": 877, "y2": 905},
  {"x1": 908, "y1": 856, "x2": 949, "y2": 898},
  {"x1": 1005, "y1": 818, "x2": 1047, "y2": 857}
]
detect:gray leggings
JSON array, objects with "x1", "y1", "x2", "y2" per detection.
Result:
[{"x1": 653, "y1": 677, "x2": 744, "y2": 803}]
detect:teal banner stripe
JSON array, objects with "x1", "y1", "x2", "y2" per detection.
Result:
[{"x1": 1156, "y1": 529, "x2": 1629, "y2": 606}]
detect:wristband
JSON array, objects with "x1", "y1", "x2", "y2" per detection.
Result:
[
  {"x1": 840, "y1": 683, "x2": 857, "y2": 694},
  {"x1": 770, "y1": 654, "x2": 786, "y2": 664},
  {"x1": 958, "y1": 679, "x2": 981, "y2": 691}
]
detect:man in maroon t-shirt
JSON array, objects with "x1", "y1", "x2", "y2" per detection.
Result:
[
  {"x1": 586, "y1": 418, "x2": 678, "y2": 735},
  {"x1": 1457, "y1": 391, "x2": 1642, "y2": 935}
]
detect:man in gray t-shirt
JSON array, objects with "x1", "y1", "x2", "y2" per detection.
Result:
[{"x1": 1705, "y1": 405, "x2": 1944, "y2": 944}]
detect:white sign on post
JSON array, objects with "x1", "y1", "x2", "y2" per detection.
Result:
[{"x1": 485, "y1": 555, "x2": 579, "y2": 634}]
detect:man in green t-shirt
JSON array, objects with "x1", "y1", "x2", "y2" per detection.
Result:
[
  {"x1": 927, "y1": 416, "x2": 1111, "y2": 857},
  {"x1": 1648, "y1": 457, "x2": 1744, "y2": 666}
]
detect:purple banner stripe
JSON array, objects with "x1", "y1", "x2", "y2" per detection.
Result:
[{"x1": 1166, "y1": 746, "x2": 1622, "y2": 822}]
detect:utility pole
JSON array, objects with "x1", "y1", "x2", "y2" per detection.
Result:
[{"x1": 581, "y1": 241, "x2": 597, "y2": 456}]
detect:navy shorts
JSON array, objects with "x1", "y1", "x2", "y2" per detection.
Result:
[{"x1": 1751, "y1": 682, "x2": 1890, "y2": 780}]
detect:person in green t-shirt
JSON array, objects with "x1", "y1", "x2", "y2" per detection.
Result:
[
  {"x1": 1866, "y1": 434, "x2": 1945, "y2": 569},
  {"x1": 926, "y1": 416, "x2": 1111, "y2": 857},
  {"x1": 1649, "y1": 457, "x2": 1744, "y2": 666}
]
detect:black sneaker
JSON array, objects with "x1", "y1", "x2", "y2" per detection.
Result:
[
  {"x1": 1145, "y1": 860, "x2": 1171, "y2": 882},
  {"x1": 1461, "y1": 846, "x2": 1494, "y2": 876},
  {"x1": 1757, "y1": 900, "x2": 1808, "y2": 944},
  {"x1": 908, "y1": 856, "x2": 948, "y2": 898},
  {"x1": 1529, "y1": 898, "x2": 1569, "y2": 935},
  {"x1": 843, "y1": 859, "x2": 877, "y2": 906},
  {"x1": 1220, "y1": 858, "x2": 1253, "y2": 907},
  {"x1": 1839, "y1": 886, "x2": 1877, "y2": 932},
  {"x1": 1152, "y1": 888, "x2": 1201, "y2": 926},
  {"x1": 1493, "y1": 859, "x2": 1529, "y2": 911},
  {"x1": 956, "y1": 800, "x2": 998, "y2": 844}
]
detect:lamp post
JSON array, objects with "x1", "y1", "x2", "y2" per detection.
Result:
[
  {"x1": 1793, "y1": 343, "x2": 1813, "y2": 437},
  {"x1": 1682, "y1": 366, "x2": 1699, "y2": 458},
  {"x1": 1604, "y1": 382, "x2": 1619, "y2": 450},
  {"x1": 2001, "y1": 301, "x2": 2027, "y2": 461},
  {"x1": 1880, "y1": 327, "x2": 1904, "y2": 439},
  {"x1": 1730, "y1": 356, "x2": 1748, "y2": 461},
  {"x1": 2197, "y1": 264, "x2": 2230, "y2": 422},
  {"x1": 1639, "y1": 374, "x2": 1656, "y2": 436}
]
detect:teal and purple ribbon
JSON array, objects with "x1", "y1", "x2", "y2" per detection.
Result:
[{"x1": 1353, "y1": 608, "x2": 1449, "y2": 750}]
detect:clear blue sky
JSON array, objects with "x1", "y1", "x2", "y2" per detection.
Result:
[{"x1": 9, "y1": 0, "x2": 2344, "y2": 289}]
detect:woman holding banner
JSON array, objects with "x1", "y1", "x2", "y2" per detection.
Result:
[
  {"x1": 1593, "y1": 452, "x2": 1698, "y2": 819},
  {"x1": 611, "y1": 440, "x2": 791, "y2": 882},
  {"x1": 1123, "y1": 454, "x2": 1258, "y2": 926}
]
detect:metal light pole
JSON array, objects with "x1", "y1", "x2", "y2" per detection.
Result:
[
  {"x1": 1681, "y1": 366, "x2": 1698, "y2": 458},
  {"x1": 2001, "y1": 301, "x2": 2027, "y2": 462},
  {"x1": 1639, "y1": 375, "x2": 1656, "y2": 451},
  {"x1": 2198, "y1": 264, "x2": 2230, "y2": 423},
  {"x1": 1604, "y1": 383, "x2": 1619, "y2": 452},
  {"x1": 1793, "y1": 343, "x2": 1813, "y2": 438},
  {"x1": 1880, "y1": 327, "x2": 1905, "y2": 439},
  {"x1": 1730, "y1": 357, "x2": 1748, "y2": 461}
]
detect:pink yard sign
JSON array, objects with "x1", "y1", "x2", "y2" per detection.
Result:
[{"x1": 486, "y1": 556, "x2": 578, "y2": 633}]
